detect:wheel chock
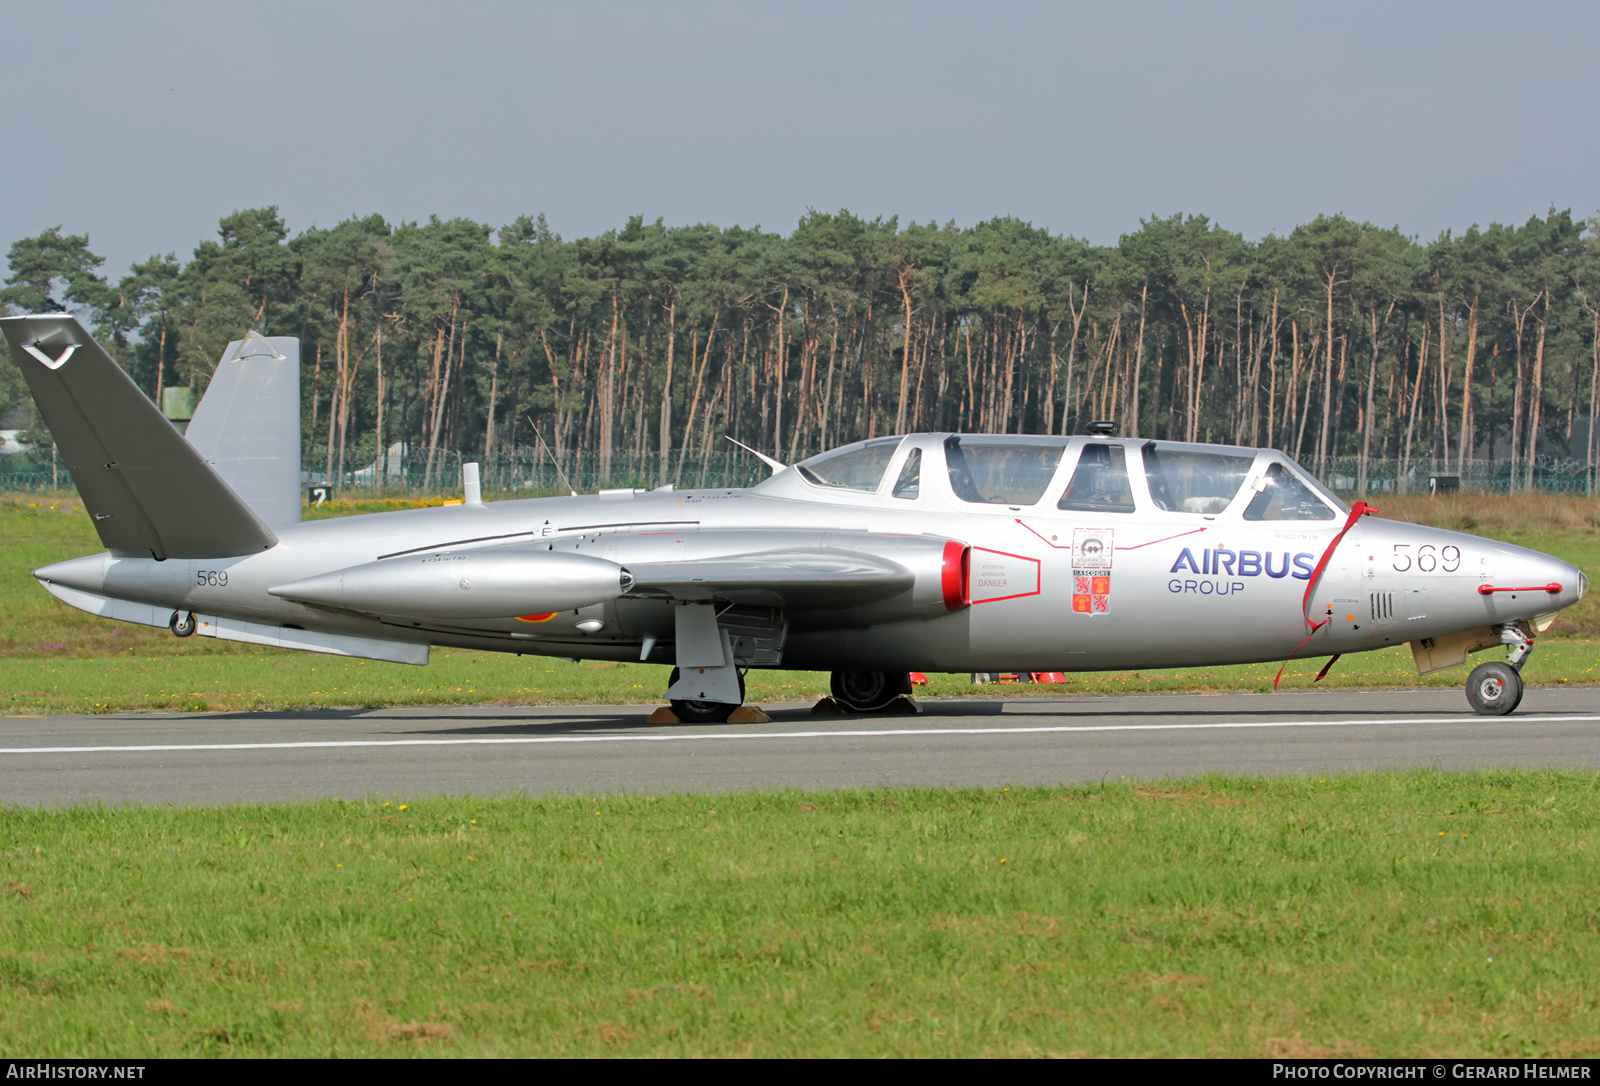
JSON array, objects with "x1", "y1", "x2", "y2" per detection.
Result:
[
  {"x1": 646, "y1": 706, "x2": 680, "y2": 724},
  {"x1": 883, "y1": 695, "x2": 922, "y2": 715},
  {"x1": 726, "y1": 705, "x2": 771, "y2": 723},
  {"x1": 810, "y1": 696, "x2": 842, "y2": 714}
]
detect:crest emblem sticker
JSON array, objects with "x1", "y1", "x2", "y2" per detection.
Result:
[{"x1": 1071, "y1": 528, "x2": 1113, "y2": 615}]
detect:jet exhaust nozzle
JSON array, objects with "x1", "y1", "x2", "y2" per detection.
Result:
[{"x1": 268, "y1": 547, "x2": 630, "y2": 619}]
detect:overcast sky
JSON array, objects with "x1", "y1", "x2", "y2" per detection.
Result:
[{"x1": 2, "y1": 0, "x2": 1594, "y2": 278}]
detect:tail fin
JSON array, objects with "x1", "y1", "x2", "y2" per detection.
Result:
[
  {"x1": 185, "y1": 332, "x2": 302, "y2": 528},
  {"x1": 0, "y1": 314, "x2": 277, "y2": 559}
]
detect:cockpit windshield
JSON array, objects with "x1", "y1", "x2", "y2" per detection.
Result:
[
  {"x1": 795, "y1": 437, "x2": 902, "y2": 492},
  {"x1": 944, "y1": 436, "x2": 1065, "y2": 506},
  {"x1": 1243, "y1": 462, "x2": 1338, "y2": 521},
  {"x1": 1142, "y1": 443, "x2": 1254, "y2": 514}
]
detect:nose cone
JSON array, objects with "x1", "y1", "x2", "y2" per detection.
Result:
[
  {"x1": 1552, "y1": 558, "x2": 1587, "y2": 610},
  {"x1": 1467, "y1": 538, "x2": 1586, "y2": 620},
  {"x1": 1510, "y1": 552, "x2": 1586, "y2": 616}
]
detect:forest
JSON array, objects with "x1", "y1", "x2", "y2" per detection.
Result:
[{"x1": 2, "y1": 206, "x2": 1598, "y2": 494}]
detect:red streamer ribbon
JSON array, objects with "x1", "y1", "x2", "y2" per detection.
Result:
[{"x1": 1273, "y1": 501, "x2": 1377, "y2": 690}]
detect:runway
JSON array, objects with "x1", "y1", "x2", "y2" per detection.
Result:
[{"x1": 2, "y1": 687, "x2": 1599, "y2": 806}]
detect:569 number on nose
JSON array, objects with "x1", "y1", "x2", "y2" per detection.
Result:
[{"x1": 1392, "y1": 544, "x2": 1460, "y2": 573}]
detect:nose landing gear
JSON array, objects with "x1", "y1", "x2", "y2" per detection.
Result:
[
  {"x1": 169, "y1": 611, "x2": 196, "y2": 637},
  {"x1": 1466, "y1": 661, "x2": 1522, "y2": 715},
  {"x1": 1465, "y1": 623, "x2": 1532, "y2": 716}
]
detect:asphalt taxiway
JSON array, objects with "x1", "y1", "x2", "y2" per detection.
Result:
[
  {"x1": 2, "y1": 687, "x2": 1598, "y2": 806},
  {"x1": 0, "y1": 687, "x2": 1593, "y2": 806}
]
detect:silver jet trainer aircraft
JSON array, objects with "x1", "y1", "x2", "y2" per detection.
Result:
[{"x1": 3, "y1": 315, "x2": 1586, "y2": 720}]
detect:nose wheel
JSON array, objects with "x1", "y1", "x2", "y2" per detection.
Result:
[{"x1": 1466, "y1": 661, "x2": 1522, "y2": 716}]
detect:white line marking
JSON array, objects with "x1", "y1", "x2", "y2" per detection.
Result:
[{"x1": 1, "y1": 715, "x2": 1597, "y2": 755}]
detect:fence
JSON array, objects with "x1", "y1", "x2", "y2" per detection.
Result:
[
  {"x1": 1318, "y1": 456, "x2": 1598, "y2": 495},
  {"x1": 0, "y1": 446, "x2": 781, "y2": 498},
  {"x1": 5, "y1": 447, "x2": 1600, "y2": 499},
  {"x1": 304, "y1": 446, "x2": 779, "y2": 496}
]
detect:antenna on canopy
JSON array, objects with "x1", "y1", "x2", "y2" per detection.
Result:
[
  {"x1": 724, "y1": 435, "x2": 786, "y2": 476},
  {"x1": 527, "y1": 416, "x2": 577, "y2": 496}
]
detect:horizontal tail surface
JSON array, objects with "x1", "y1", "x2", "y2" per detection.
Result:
[{"x1": 0, "y1": 314, "x2": 277, "y2": 559}]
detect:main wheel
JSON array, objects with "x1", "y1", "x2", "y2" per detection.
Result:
[
  {"x1": 667, "y1": 667, "x2": 745, "y2": 724},
  {"x1": 169, "y1": 610, "x2": 196, "y2": 638},
  {"x1": 1466, "y1": 661, "x2": 1522, "y2": 716},
  {"x1": 830, "y1": 670, "x2": 912, "y2": 713}
]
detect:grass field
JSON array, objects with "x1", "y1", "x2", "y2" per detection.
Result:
[
  {"x1": 3, "y1": 496, "x2": 1599, "y2": 1059},
  {"x1": 1, "y1": 772, "x2": 1597, "y2": 1057},
  {"x1": 3, "y1": 493, "x2": 1598, "y2": 713}
]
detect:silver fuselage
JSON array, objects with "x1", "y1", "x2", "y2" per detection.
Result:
[{"x1": 35, "y1": 434, "x2": 1585, "y2": 674}]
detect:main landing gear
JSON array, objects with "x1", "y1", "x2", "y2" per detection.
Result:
[
  {"x1": 169, "y1": 610, "x2": 196, "y2": 637},
  {"x1": 829, "y1": 670, "x2": 912, "y2": 713},
  {"x1": 667, "y1": 666, "x2": 746, "y2": 724},
  {"x1": 661, "y1": 601, "x2": 748, "y2": 723},
  {"x1": 658, "y1": 601, "x2": 916, "y2": 721},
  {"x1": 1465, "y1": 623, "x2": 1532, "y2": 716}
]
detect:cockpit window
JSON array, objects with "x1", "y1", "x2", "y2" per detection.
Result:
[
  {"x1": 944, "y1": 436, "x2": 1065, "y2": 506},
  {"x1": 1142, "y1": 443, "x2": 1254, "y2": 514},
  {"x1": 796, "y1": 438, "x2": 902, "y2": 493},
  {"x1": 1058, "y1": 443, "x2": 1136, "y2": 513},
  {"x1": 891, "y1": 448, "x2": 921, "y2": 499},
  {"x1": 1243, "y1": 462, "x2": 1338, "y2": 521}
]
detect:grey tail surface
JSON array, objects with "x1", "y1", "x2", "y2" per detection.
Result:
[
  {"x1": 0, "y1": 314, "x2": 277, "y2": 560},
  {"x1": 185, "y1": 332, "x2": 302, "y2": 528}
]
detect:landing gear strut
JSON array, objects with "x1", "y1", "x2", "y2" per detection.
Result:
[
  {"x1": 1465, "y1": 623, "x2": 1532, "y2": 716},
  {"x1": 830, "y1": 670, "x2": 912, "y2": 713}
]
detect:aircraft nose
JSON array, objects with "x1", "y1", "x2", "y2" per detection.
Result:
[
  {"x1": 1542, "y1": 556, "x2": 1585, "y2": 609},
  {"x1": 1484, "y1": 548, "x2": 1585, "y2": 614}
]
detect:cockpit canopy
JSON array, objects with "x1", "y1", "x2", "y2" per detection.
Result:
[
  {"x1": 779, "y1": 434, "x2": 1344, "y2": 522},
  {"x1": 794, "y1": 437, "x2": 903, "y2": 492}
]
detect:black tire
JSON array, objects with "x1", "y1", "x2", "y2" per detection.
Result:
[
  {"x1": 1466, "y1": 661, "x2": 1522, "y2": 716},
  {"x1": 667, "y1": 666, "x2": 745, "y2": 724},
  {"x1": 830, "y1": 670, "x2": 912, "y2": 713},
  {"x1": 169, "y1": 610, "x2": 196, "y2": 638}
]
